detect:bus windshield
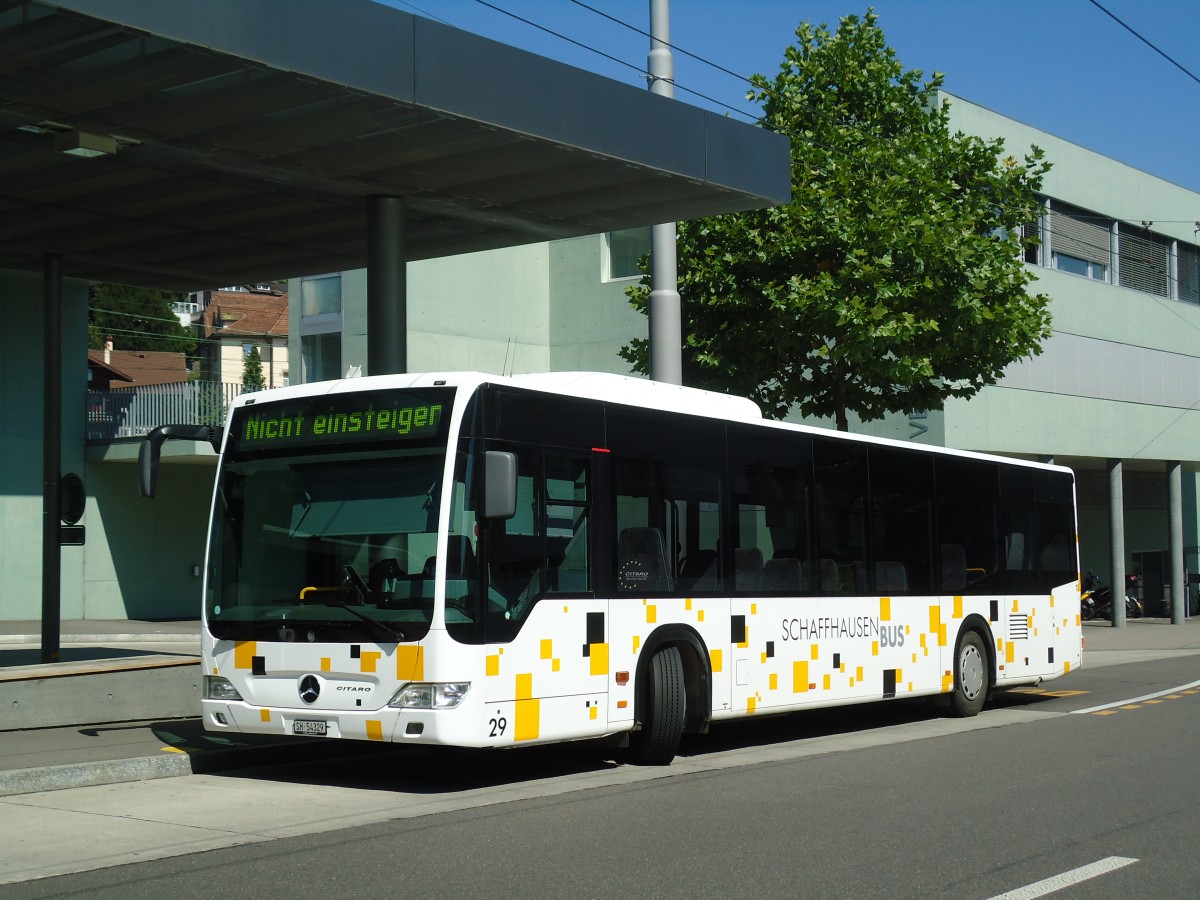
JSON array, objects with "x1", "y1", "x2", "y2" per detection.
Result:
[
  {"x1": 206, "y1": 447, "x2": 448, "y2": 642},
  {"x1": 206, "y1": 386, "x2": 458, "y2": 643}
]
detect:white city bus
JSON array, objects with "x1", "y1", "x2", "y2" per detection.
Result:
[{"x1": 140, "y1": 371, "x2": 1081, "y2": 764}]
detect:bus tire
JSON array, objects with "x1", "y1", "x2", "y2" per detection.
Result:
[
  {"x1": 950, "y1": 629, "x2": 988, "y2": 717},
  {"x1": 629, "y1": 645, "x2": 686, "y2": 765}
]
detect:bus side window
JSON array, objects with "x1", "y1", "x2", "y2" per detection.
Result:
[
  {"x1": 813, "y1": 439, "x2": 868, "y2": 597},
  {"x1": 608, "y1": 409, "x2": 725, "y2": 596},
  {"x1": 936, "y1": 457, "x2": 1002, "y2": 594},
  {"x1": 728, "y1": 425, "x2": 813, "y2": 597}
]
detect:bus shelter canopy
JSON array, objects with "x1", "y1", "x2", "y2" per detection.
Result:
[{"x1": 0, "y1": 0, "x2": 789, "y2": 292}]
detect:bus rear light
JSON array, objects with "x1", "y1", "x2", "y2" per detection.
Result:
[
  {"x1": 388, "y1": 682, "x2": 470, "y2": 709},
  {"x1": 615, "y1": 671, "x2": 629, "y2": 685},
  {"x1": 204, "y1": 675, "x2": 243, "y2": 701}
]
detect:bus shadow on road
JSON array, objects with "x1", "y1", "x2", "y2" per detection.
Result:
[
  {"x1": 678, "y1": 688, "x2": 1063, "y2": 757},
  {"x1": 212, "y1": 739, "x2": 623, "y2": 794},
  {"x1": 210, "y1": 691, "x2": 1065, "y2": 793}
]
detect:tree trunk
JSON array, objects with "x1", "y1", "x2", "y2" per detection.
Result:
[{"x1": 834, "y1": 367, "x2": 849, "y2": 431}]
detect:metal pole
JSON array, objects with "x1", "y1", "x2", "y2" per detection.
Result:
[
  {"x1": 367, "y1": 195, "x2": 406, "y2": 376},
  {"x1": 1168, "y1": 461, "x2": 1185, "y2": 624},
  {"x1": 647, "y1": 0, "x2": 682, "y2": 385},
  {"x1": 1108, "y1": 459, "x2": 1126, "y2": 628},
  {"x1": 41, "y1": 254, "x2": 62, "y2": 663}
]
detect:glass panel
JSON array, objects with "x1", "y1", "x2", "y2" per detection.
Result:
[
  {"x1": 301, "y1": 332, "x2": 341, "y2": 383},
  {"x1": 207, "y1": 449, "x2": 447, "y2": 643},
  {"x1": 607, "y1": 227, "x2": 652, "y2": 279},
  {"x1": 868, "y1": 447, "x2": 934, "y2": 595},
  {"x1": 813, "y1": 439, "x2": 867, "y2": 596},
  {"x1": 300, "y1": 275, "x2": 342, "y2": 317},
  {"x1": 728, "y1": 425, "x2": 813, "y2": 595},
  {"x1": 936, "y1": 457, "x2": 1003, "y2": 595}
]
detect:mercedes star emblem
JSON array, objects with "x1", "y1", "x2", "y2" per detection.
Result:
[{"x1": 298, "y1": 674, "x2": 321, "y2": 704}]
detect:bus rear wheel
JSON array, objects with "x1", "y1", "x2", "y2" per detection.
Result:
[
  {"x1": 629, "y1": 645, "x2": 686, "y2": 765},
  {"x1": 949, "y1": 629, "x2": 988, "y2": 717}
]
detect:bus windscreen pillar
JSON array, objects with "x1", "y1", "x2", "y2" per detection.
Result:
[{"x1": 368, "y1": 195, "x2": 407, "y2": 376}]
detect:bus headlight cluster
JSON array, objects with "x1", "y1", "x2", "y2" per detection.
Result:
[
  {"x1": 388, "y1": 682, "x2": 470, "y2": 709},
  {"x1": 203, "y1": 675, "x2": 243, "y2": 701}
]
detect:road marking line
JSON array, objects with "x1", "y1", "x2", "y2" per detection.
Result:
[
  {"x1": 1071, "y1": 678, "x2": 1200, "y2": 715},
  {"x1": 987, "y1": 856, "x2": 1139, "y2": 899}
]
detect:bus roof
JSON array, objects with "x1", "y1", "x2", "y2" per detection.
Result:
[{"x1": 232, "y1": 371, "x2": 1071, "y2": 477}]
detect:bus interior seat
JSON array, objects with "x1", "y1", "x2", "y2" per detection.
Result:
[
  {"x1": 368, "y1": 557, "x2": 405, "y2": 591},
  {"x1": 764, "y1": 556, "x2": 804, "y2": 592},
  {"x1": 1040, "y1": 534, "x2": 1070, "y2": 571},
  {"x1": 618, "y1": 527, "x2": 673, "y2": 592},
  {"x1": 941, "y1": 543, "x2": 967, "y2": 592},
  {"x1": 817, "y1": 558, "x2": 840, "y2": 593},
  {"x1": 1006, "y1": 533, "x2": 1026, "y2": 570},
  {"x1": 734, "y1": 547, "x2": 765, "y2": 591},
  {"x1": 875, "y1": 561, "x2": 908, "y2": 594},
  {"x1": 854, "y1": 562, "x2": 871, "y2": 594}
]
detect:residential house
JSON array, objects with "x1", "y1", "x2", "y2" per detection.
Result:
[{"x1": 196, "y1": 284, "x2": 289, "y2": 389}]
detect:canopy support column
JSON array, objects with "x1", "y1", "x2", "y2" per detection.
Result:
[
  {"x1": 41, "y1": 253, "x2": 62, "y2": 663},
  {"x1": 367, "y1": 195, "x2": 407, "y2": 376}
]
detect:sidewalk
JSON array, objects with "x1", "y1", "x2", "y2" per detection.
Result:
[
  {"x1": 1, "y1": 616, "x2": 1198, "y2": 797},
  {"x1": 0, "y1": 619, "x2": 367, "y2": 796}
]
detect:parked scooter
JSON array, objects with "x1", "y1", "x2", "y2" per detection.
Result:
[{"x1": 1081, "y1": 570, "x2": 1142, "y2": 620}]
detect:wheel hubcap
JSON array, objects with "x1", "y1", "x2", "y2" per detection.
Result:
[{"x1": 960, "y1": 644, "x2": 984, "y2": 701}]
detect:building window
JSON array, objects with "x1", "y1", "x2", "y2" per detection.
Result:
[
  {"x1": 301, "y1": 332, "x2": 341, "y2": 383},
  {"x1": 1045, "y1": 201, "x2": 1111, "y2": 282},
  {"x1": 242, "y1": 342, "x2": 254, "y2": 358},
  {"x1": 1052, "y1": 251, "x2": 1106, "y2": 281},
  {"x1": 605, "y1": 227, "x2": 652, "y2": 280},
  {"x1": 1179, "y1": 242, "x2": 1200, "y2": 305},
  {"x1": 1119, "y1": 226, "x2": 1170, "y2": 298},
  {"x1": 300, "y1": 274, "x2": 342, "y2": 317},
  {"x1": 1021, "y1": 219, "x2": 1041, "y2": 266}
]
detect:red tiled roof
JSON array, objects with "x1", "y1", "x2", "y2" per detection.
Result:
[
  {"x1": 103, "y1": 349, "x2": 189, "y2": 385},
  {"x1": 201, "y1": 288, "x2": 288, "y2": 339}
]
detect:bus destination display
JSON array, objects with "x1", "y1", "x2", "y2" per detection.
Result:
[{"x1": 234, "y1": 388, "x2": 452, "y2": 453}]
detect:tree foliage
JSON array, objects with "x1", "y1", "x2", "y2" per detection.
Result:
[
  {"x1": 622, "y1": 11, "x2": 1052, "y2": 430},
  {"x1": 88, "y1": 283, "x2": 196, "y2": 354},
  {"x1": 242, "y1": 344, "x2": 266, "y2": 391}
]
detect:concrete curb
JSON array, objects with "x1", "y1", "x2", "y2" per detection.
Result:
[
  {"x1": 0, "y1": 738, "x2": 379, "y2": 798},
  {"x1": 0, "y1": 753, "x2": 193, "y2": 797}
]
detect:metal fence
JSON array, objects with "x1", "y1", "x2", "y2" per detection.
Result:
[{"x1": 86, "y1": 382, "x2": 248, "y2": 440}]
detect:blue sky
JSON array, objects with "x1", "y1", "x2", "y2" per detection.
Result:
[{"x1": 382, "y1": 0, "x2": 1200, "y2": 197}]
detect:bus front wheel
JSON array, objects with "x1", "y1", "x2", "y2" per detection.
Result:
[
  {"x1": 629, "y1": 645, "x2": 686, "y2": 765},
  {"x1": 950, "y1": 629, "x2": 989, "y2": 717}
]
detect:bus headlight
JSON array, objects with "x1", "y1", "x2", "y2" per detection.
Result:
[
  {"x1": 388, "y1": 682, "x2": 470, "y2": 709},
  {"x1": 204, "y1": 675, "x2": 243, "y2": 701}
]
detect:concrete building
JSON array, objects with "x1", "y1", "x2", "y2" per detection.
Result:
[{"x1": 289, "y1": 95, "x2": 1200, "y2": 616}]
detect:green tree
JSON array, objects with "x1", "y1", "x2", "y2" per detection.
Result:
[
  {"x1": 622, "y1": 11, "x2": 1051, "y2": 431},
  {"x1": 88, "y1": 283, "x2": 196, "y2": 354},
  {"x1": 242, "y1": 344, "x2": 266, "y2": 392}
]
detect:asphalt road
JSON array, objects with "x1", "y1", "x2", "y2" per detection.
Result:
[{"x1": 3, "y1": 653, "x2": 1199, "y2": 899}]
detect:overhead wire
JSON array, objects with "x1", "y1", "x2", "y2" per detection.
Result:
[
  {"x1": 1086, "y1": 0, "x2": 1200, "y2": 88},
  {"x1": 468, "y1": 1, "x2": 1189, "y2": 232},
  {"x1": 468, "y1": 0, "x2": 753, "y2": 118}
]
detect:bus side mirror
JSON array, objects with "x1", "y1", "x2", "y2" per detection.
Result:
[
  {"x1": 139, "y1": 424, "x2": 223, "y2": 498},
  {"x1": 483, "y1": 451, "x2": 517, "y2": 520}
]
